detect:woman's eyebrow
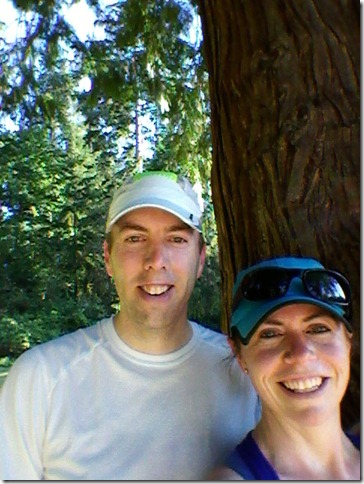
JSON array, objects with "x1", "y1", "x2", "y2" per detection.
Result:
[
  {"x1": 264, "y1": 310, "x2": 332, "y2": 326},
  {"x1": 302, "y1": 310, "x2": 333, "y2": 322},
  {"x1": 260, "y1": 319, "x2": 283, "y2": 327}
]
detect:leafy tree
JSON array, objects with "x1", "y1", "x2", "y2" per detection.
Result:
[
  {"x1": 0, "y1": 123, "x2": 117, "y2": 352},
  {"x1": 0, "y1": 1, "x2": 220, "y2": 361},
  {"x1": 1, "y1": 0, "x2": 358, "y2": 430}
]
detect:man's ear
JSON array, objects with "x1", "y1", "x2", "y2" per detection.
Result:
[
  {"x1": 196, "y1": 243, "x2": 206, "y2": 279},
  {"x1": 103, "y1": 240, "x2": 113, "y2": 277}
]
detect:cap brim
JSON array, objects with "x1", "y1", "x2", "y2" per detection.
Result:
[
  {"x1": 106, "y1": 174, "x2": 203, "y2": 234},
  {"x1": 231, "y1": 295, "x2": 351, "y2": 344},
  {"x1": 107, "y1": 202, "x2": 202, "y2": 233}
]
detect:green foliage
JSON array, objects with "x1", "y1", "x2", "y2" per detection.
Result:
[
  {"x1": 188, "y1": 253, "x2": 221, "y2": 330},
  {"x1": 0, "y1": 316, "x2": 30, "y2": 357},
  {"x1": 0, "y1": 0, "x2": 221, "y2": 355},
  {"x1": 0, "y1": 295, "x2": 111, "y2": 358},
  {"x1": 0, "y1": 123, "x2": 118, "y2": 356}
]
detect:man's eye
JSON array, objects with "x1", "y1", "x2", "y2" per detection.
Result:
[
  {"x1": 171, "y1": 236, "x2": 187, "y2": 244},
  {"x1": 125, "y1": 235, "x2": 143, "y2": 243}
]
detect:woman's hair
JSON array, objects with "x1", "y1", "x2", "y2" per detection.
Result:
[{"x1": 229, "y1": 327, "x2": 243, "y2": 355}]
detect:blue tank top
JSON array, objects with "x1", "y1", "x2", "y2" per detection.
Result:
[{"x1": 226, "y1": 430, "x2": 360, "y2": 480}]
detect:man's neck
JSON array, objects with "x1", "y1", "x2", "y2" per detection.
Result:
[{"x1": 113, "y1": 313, "x2": 193, "y2": 355}]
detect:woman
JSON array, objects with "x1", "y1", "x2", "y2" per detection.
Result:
[{"x1": 211, "y1": 256, "x2": 360, "y2": 480}]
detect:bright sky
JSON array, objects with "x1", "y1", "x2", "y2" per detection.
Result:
[
  {"x1": 0, "y1": 0, "x2": 200, "y2": 43},
  {"x1": 0, "y1": 0, "x2": 104, "y2": 94},
  {"x1": 0, "y1": 0, "x2": 103, "y2": 42},
  {"x1": 0, "y1": 0, "x2": 199, "y2": 158}
]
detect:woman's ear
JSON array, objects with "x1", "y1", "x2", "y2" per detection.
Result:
[
  {"x1": 228, "y1": 336, "x2": 248, "y2": 372},
  {"x1": 346, "y1": 327, "x2": 354, "y2": 357},
  {"x1": 227, "y1": 336, "x2": 238, "y2": 355}
]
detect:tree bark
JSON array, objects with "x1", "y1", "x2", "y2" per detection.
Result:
[{"x1": 198, "y1": 0, "x2": 359, "y2": 430}]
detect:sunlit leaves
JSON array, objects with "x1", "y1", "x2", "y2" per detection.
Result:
[{"x1": 0, "y1": 0, "x2": 221, "y2": 349}]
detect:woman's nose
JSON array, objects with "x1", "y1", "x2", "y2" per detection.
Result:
[{"x1": 283, "y1": 332, "x2": 315, "y2": 363}]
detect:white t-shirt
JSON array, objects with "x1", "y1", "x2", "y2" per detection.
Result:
[{"x1": 0, "y1": 317, "x2": 260, "y2": 480}]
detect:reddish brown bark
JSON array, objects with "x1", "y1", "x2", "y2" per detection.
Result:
[{"x1": 198, "y1": 0, "x2": 359, "y2": 429}]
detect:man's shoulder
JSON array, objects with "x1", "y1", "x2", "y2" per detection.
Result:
[
  {"x1": 34, "y1": 318, "x2": 107, "y2": 353},
  {"x1": 9, "y1": 317, "x2": 111, "y2": 377},
  {"x1": 190, "y1": 320, "x2": 231, "y2": 352}
]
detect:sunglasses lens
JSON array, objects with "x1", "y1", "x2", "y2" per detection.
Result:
[
  {"x1": 241, "y1": 269, "x2": 290, "y2": 300},
  {"x1": 305, "y1": 271, "x2": 349, "y2": 304}
]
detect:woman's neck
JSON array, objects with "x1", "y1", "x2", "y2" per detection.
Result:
[{"x1": 252, "y1": 414, "x2": 360, "y2": 480}]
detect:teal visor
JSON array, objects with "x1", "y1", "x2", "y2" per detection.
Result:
[{"x1": 231, "y1": 257, "x2": 352, "y2": 344}]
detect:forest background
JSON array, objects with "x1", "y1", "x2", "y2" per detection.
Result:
[
  {"x1": 0, "y1": 0, "x2": 219, "y2": 361},
  {"x1": 0, "y1": 0, "x2": 359, "y2": 429}
]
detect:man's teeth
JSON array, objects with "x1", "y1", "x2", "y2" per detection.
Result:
[
  {"x1": 142, "y1": 285, "x2": 169, "y2": 295},
  {"x1": 282, "y1": 377, "x2": 323, "y2": 393}
]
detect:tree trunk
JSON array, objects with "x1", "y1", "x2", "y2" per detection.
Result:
[{"x1": 198, "y1": 0, "x2": 359, "y2": 430}]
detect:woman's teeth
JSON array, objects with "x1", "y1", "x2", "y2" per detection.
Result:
[{"x1": 282, "y1": 377, "x2": 323, "y2": 393}]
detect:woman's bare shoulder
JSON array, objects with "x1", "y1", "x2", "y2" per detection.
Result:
[{"x1": 207, "y1": 466, "x2": 243, "y2": 480}]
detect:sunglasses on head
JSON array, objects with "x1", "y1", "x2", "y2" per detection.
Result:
[{"x1": 233, "y1": 267, "x2": 352, "y2": 320}]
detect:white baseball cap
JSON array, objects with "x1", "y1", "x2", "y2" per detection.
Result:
[{"x1": 105, "y1": 171, "x2": 204, "y2": 233}]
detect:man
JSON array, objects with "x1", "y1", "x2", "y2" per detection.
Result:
[{"x1": 0, "y1": 171, "x2": 260, "y2": 480}]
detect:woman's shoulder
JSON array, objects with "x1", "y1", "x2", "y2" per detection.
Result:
[
  {"x1": 207, "y1": 466, "x2": 243, "y2": 480},
  {"x1": 346, "y1": 431, "x2": 360, "y2": 449}
]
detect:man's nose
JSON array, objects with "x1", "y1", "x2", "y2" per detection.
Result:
[{"x1": 144, "y1": 243, "x2": 168, "y2": 271}]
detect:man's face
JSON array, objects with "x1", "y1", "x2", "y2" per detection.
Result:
[{"x1": 104, "y1": 207, "x2": 205, "y2": 334}]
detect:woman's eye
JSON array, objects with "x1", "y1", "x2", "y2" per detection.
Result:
[
  {"x1": 308, "y1": 325, "x2": 330, "y2": 334},
  {"x1": 259, "y1": 329, "x2": 280, "y2": 339}
]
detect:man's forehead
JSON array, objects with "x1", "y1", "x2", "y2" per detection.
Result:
[{"x1": 115, "y1": 207, "x2": 193, "y2": 231}]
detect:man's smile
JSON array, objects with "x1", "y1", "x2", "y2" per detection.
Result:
[{"x1": 140, "y1": 285, "x2": 172, "y2": 296}]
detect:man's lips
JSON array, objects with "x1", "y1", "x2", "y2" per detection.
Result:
[{"x1": 139, "y1": 284, "x2": 172, "y2": 296}]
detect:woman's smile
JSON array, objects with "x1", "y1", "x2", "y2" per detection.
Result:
[{"x1": 279, "y1": 376, "x2": 328, "y2": 394}]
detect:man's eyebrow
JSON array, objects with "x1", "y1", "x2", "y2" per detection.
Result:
[
  {"x1": 168, "y1": 223, "x2": 194, "y2": 233},
  {"x1": 117, "y1": 222, "x2": 148, "y2": 232},
  {"x1": 116, "y1": 221, "x2": 193, "y2": 233}
]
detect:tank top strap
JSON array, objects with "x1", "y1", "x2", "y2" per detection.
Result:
[{"x1": 226, "y1": 431, "x2": 280, "y2": 480}]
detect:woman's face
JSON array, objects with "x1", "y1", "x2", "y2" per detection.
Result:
[{"x1": 236, "y1": 303, "x2": 352, "y2": 426}]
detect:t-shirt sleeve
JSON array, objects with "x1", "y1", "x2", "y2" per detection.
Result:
[{"x1": 0, "y1": 350, "x2": 49, "y2": 479}]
